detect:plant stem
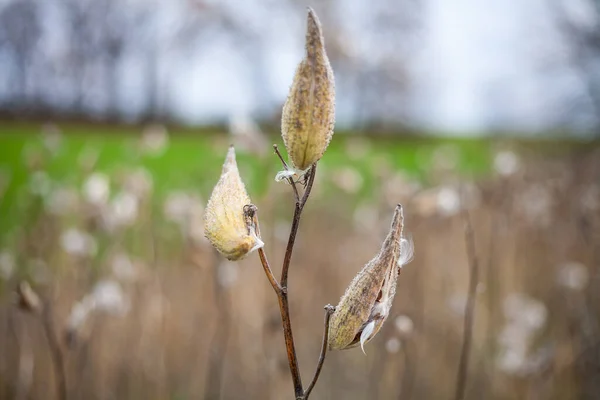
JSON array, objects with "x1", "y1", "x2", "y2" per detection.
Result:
[
  {"x1": 254, "y1": 161, "x2": 326, "y2": 399},
  {"x1": 454, "y1": 208, "x2": 479, "y2": 400},
  {"x1": 304, "y1": 305, "x2": 334, "y2": 399},
  {"x1": 281, "y1": 165, "x2": 316, "y2": 286},
  {"x1": 40, "y1": 302, "x2": 67, "y2": 400}
]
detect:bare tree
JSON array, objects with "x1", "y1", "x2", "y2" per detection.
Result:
[
  {"x1": 546, "y1": 0, "x2": 600, "y2": 131},
  {"x1": 0, "y1": 0, "x2": 41, "y2": 114}
]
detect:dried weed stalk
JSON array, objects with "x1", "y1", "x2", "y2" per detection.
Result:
[{"x1": 15, "y1": 282, "x2": 67, "y2": 400}]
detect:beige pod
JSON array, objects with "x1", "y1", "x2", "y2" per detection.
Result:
[
  {"x1": 204, "y1": 146, "x2": 264, "y2": 261},
  {"x1": 328, "y1": 204, "x2": 414, "y2": 352},
  {"x1": 281, "y1": 7, "x2": 336, "y2": 173}
]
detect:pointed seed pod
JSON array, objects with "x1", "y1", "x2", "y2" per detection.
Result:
[
  {"x1": 204, "y1": 146, "x2": 264, "y2": 261},
  {"x1": 280, "y1": 7, "x2": 335, "y2": 174},
  {"x1": 328, "y1": 204, "x2": 414, "y2": 352}
]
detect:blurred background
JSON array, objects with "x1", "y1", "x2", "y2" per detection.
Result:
[{"x1": 0, "y1": 0, "x2": 599, "y2": 399}]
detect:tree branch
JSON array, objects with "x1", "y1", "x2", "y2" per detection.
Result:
[{"x1": 304, "y1": 304, "x2": 334, "y2": 399}]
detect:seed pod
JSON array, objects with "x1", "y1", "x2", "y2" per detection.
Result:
[
  {"x1": 328, "y1": 204, "x2": 414, "y2": 352},
  {"x1": 281, "y1": 7, "x2": 335, "y2": 173},
  {"x1": 204, "y1": 146, "x2": 264, "y2": 261}
]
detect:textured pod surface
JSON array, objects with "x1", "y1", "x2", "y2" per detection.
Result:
[
  {"x1": 204, "y1": 146, "x2": 263, "y2": 261},
  {"x1": 281, "y1": 7, "x2": 335, "y2": 171},
  {"x1": 328, "y1": 205, "x2": 407, "y2": 351}
]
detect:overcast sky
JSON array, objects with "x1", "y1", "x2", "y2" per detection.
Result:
[{"x1": 0, "y1": 0, "x2": 596, "y2": 135}]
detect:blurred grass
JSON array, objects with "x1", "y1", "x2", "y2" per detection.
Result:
[
  {"x1": 1, "y1": 121, "x2": 596, "y2": 239},
  {"x1": 0, "y1": 122, "x2": 495, "y2": 232}
]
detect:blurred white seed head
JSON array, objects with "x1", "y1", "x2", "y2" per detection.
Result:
[
  {"x1": 67, "y1": 298, "x2": 94, "y2": 331},
  {"x1": 91, "y1": 280, "x2": 129, "y2": 315},
  {"x1": 107, "y1": 191, "x2": 139, "y2": 228},
  {"x1": 557, "y1": 262, "x2": 589, "y2": 291},
  {"x1": 437, "y1": 186, "x2": 461, "y2": 216},
  {"x1": 83, "y1": 173, "x2": 110, "y2": 206},
  {"x1": 332, "y1": 167, "x2": 363, "y2": 194},
  {"x1": 67, "y1": 280, "x2": 129, "y2": 332},
  {"x1": 60, "y1": 228, "x2": 97, "y2": 257},
  {"x1": 111, "y1": 253, "x2": 138, "y2": 282},
  {"x1": 385, "y1": 337, "x2": 402, "y2": 354},
  {"x1": 503, "y1": 293, "x2": 547, "y2": 331},
  {"x1": 394, "y1": 315, "x2": 414, "y2": 335},
  {"x1": 496, "y1": 347, "x2": 528, "y2": 376},
  {"x1": 494, "y1": 150, "x2": 520, "y2": 176}
]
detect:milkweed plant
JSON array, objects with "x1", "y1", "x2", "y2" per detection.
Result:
[{"x1": 204, "y1": 8, "x2": 414, "y2": 399}]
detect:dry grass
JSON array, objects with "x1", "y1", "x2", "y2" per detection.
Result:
[{"x1": 0, "y1": 139, "x2": 599, "y2": 400}]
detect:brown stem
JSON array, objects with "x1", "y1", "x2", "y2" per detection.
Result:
[
  {"x1": 253, "y1": 162, "x2": 322, "y2": 399},
  {"x1": 258, "y1": 248, "x2": 282, "y2": 294},
  {"x1": 281, "y1": 164, "x2": 316, "y2": 287},
  {"x1": 279, "y1": 293, "x2": 304, "y2": 399},
  {"x1": 454, "y1": 208, "x2": 480, "y2": 400},
  {"x1": 41, "y1": 302, "x2": 67, "y2": 400},
  {"x1": 247, "y1": 205, "x2": 282, "y2": 294},
  {"x1": 303, "y1": 305, "x2": 334, "y2": 399}
]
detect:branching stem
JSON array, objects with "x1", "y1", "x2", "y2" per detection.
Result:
[
  {"x1": 304, "y1": 305, "x2": 334, "y2": 399},
  {"x1": 254, "y1": 156, "x2": 328, "y2": 399}
]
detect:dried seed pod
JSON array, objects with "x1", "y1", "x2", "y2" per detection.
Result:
[
  {"x1": 280, "y1": 7, "x2": 335, "y2": 174},
  {"x1": 328, "y1": 204, "x2": 414, "y2": 352},
  {"x1": 204, "y1": 146, "x2": 264, "y2": 261}
]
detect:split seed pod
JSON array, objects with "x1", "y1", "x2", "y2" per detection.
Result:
[
  {"x1": 328, "y1": 204, "x2": 414, "y2": 352},
  {"x1": 279, "y1": 7, "x2": 335, "y2": 178},
  {"x1": 204, "y1": 146, "x2": 264, "y2": 261}
]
